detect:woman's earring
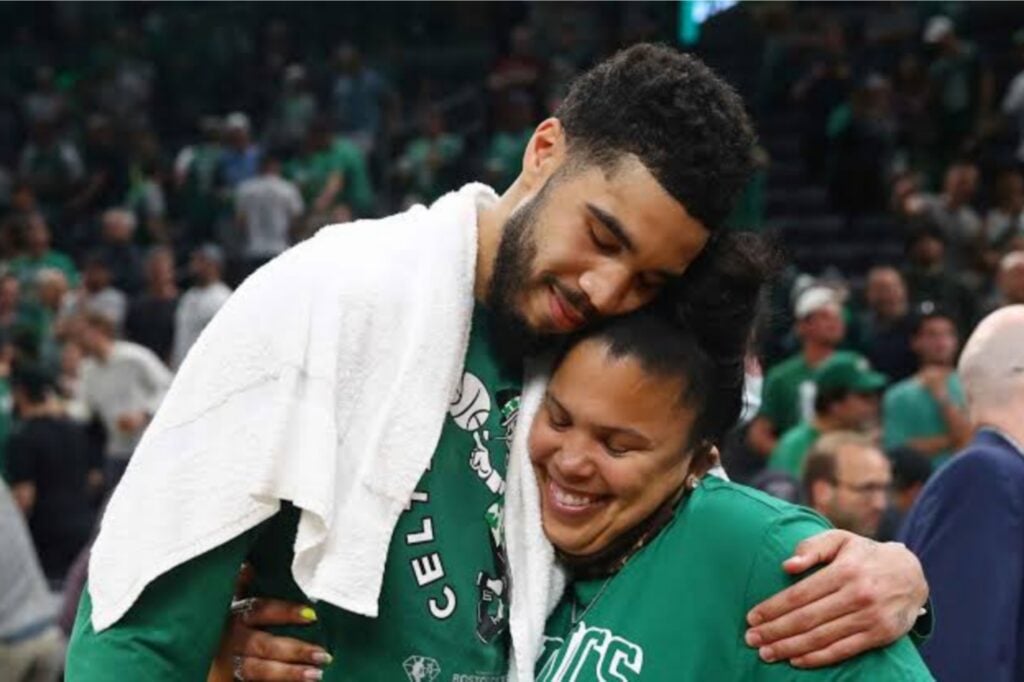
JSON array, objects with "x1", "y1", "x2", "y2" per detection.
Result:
[{"x1": 685, "y1": 474, "x2": 700, "y2": 491}]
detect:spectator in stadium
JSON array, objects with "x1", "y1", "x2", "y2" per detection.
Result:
[
  {"x1": 72, "y1": 252, "x2": 127, "y2": 332},
  {"x1": 395, "y1": 107, "x2": 465, "y2": 205},
  {"x1": 855, "y1": 266, "x2": 916, "y2": 381},
  {"x1": 56, "y1": 340, "x2": 90, "y2": 424},
  {"x1": 747, "y1": 286, "x2": 864, "y2": 457},
  {"x1": 234, "y1": 153, "x2": 303, "y2": 281},
  {"x1": 124, "y1": 246, "x2": 179, "y2": 366},
  {"x1": 487, "y1": 24, "x2": 545, "y2": 102},
  {"x1": 32, "y1": 268, "x2": 69, "y2": 371},
  {"x1": 216, "y1": 112, "x2": 261, "y2": 192},
  {"x1": 1003, "y1": 29, "x2": 1024, "y2": 166},
  {"x1": 876, "y1": 446, "x2": 932, "y2": 542},
  {"x1": 96, "y1": 208, "x2": 144, "y2": 296},
  {"x1": 485, "y1": 90, "x2": 537, "y2": 192},
  {"x1": 287, "y1": 116, "x2": 374, "y2": 227},
  {"x1": 264, "y1": 64, "x2": 319, "y2": 157},
  {"x1": 769, "y1": 353, "x2": 886, "y2": 478},
  {"x1": 803, "y1": 432, "x2": 893, "y2": 539},
  {"x1": 984, "y1": 250, "x2": 1024, "y2": 313},
  {"x1": 67, "y1": 115, "x2": 130, "y2": 225},
  {"x1": 982, "y1": 168, "x2": 1024, "y2": 250},
  {"x1": 901, "y1": 223, "x2": 977, "y2": 335},
  {"x1": 901, "y1": 305, "x2": 1024, "y2": 682},
  {"x1": 17, "y1": 120, "x2": 84, "y2": 218},
  {"x1": 914, "y1": 160, "x2": 983, "y2": 274},
  {"x1": 77, "y1": 310, "x2": 172, "y2": 489},
  {"x1": 6, "y1": 365, "x2": 99, "y2": 585},
  {"x1": 883, "y1": 307, "x2": 970, "y2": 469},
  {"x1": 0, "y1": 478, "x2": 66, "y2": 682},
  {"x1": 923, "y1": 16, "x2": 993, "y2": 167},
  {"x1": 172, "y1": 244, "x2": 231, "y2": 369},
  {"x1": 8, "y1": 212, "x2": 79, "y2": 296},
  {"x1": 0, "y1": 273, "x2": 36, "y2": 345},
  {"x1": 173, "y1": 116, "x2": 223, "y2": 246},
  {"x1": 330, "y1": 43, "x2": 393, "y2": 156},
  {"x1": 0, "y1": 334, "x2": 14, "y2": 479}
]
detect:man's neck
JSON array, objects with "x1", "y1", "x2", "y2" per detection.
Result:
[
  {"x1": 977, "y1": 409, "x2": 1024, "y2": 449},
  {"x1": 474, "y1": 179, "x2": 527, "y2": 304},
  {"x1": 149, "y1": 282, "x2": 178, "y2": 299},
  {"x1": 802, "y1": 343, "x2": 834, "y2": 367},
  {"x1": 96, "y1": 341, "x2": 114, "y2": 362}
]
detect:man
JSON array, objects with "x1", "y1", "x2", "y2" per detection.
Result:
[
  {"x1": 234, "y1": 153, "x2": 304, "y2": 282},
  {"x1": 748, "y1": 286, "x2": 864, "y2": 457},
  {"x1": 803, "y1": 432, "x2": 893, "y2": 539},
  {"x1": 77, "y1": 311, "x2": 173, "y2": 489},
  {"x1": 769, "y1": 353, "x2": 886, "y2": 478},
  {"x1": 883, "y1": 308, "x2": 970, "y2": 469},
  {"x1": 902, "y1": 223, "x2": 977, "y2": 336},
  {"x1": 876, "y1": 446, "x2": 932, "y2": 542},
  {"x1": 8, "y1": 212, "x2": 79, "y2": 296},
  {"x1": 124, "y1": 247, "x2": 179, "y2": 366},
  {"x1": 72, "y1": 252, "x2": 127, "y2": 333},
  {"x1": 172, "y1": 244, "x2": 232, "y2": 369},
  {"x1": 95, "y1": 208, "x2": 144, "y2": 296},
  {"x1": 987, "y1": 250, "x2": 1024, "y2": 311},
  {"x1": 68, "y1": 46, "x2": 928, "y2": 679},
  {"x1": 855, "y1": 266, "x2": 916, "y2": 381},
  {"x1": 915, "y1": 161, "x2": 983, "y2": 275},
  {"x1": 7, "y1": 365, "x2": 99, "y2": 585},
  {"x1": 0, "y1": 478, "x2": 66, "y2": 682},
  {"x1": 901, "y1": 305, "x2": 1024, "y2": 681}
]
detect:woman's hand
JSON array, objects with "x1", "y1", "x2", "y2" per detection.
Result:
[
  {"x1": 743, "y1": 530, "x2": 928, "y2": 668},
  {"x1": 208, "y1": 597, "x2": 332, "y2": 682}
]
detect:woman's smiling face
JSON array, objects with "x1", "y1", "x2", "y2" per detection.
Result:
[{"x1": 528, "y1": 338, "x2": 698, "y2": 557}]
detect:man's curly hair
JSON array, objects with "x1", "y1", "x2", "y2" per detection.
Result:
[{"x1": 555, "y1": 43, "x2": 757, "y2": 230}]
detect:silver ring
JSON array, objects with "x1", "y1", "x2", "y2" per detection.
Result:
[
  {"x1": 232, "y1": 654, "x2": 246, "y2": 681},
  {"x1": 230, "y1": 597, "x2": 257, "y2": 619}
]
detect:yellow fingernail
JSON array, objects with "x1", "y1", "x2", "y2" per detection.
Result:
[{"x1": 300, "y1": 607, "x2": 318, "y2": 622}]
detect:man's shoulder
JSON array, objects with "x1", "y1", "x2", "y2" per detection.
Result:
[
  {"x1": 764, "y1": 354, "x2": 806, "y2": 382},
  {"x1": 884, "y1": 377, "x2": 925, "y2": 404}
]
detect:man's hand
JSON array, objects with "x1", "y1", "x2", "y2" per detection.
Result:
[
  {"x1": 744, "y1": 530, "x2": 928, "y2": 668},
  {"x1": 116, "y1": 411, "x2": 149, "y2": 434},
  {"x1": 208, "y1": 598, "x2": 331, "y2": 682}
]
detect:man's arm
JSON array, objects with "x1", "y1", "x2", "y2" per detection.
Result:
[
  {"x1": 66, "y1": 524, "x2": 261, "y2": 679},
  {"x1": 743, "y1": 531, "x2": 929, "y2": 668},
  {"x1": 900, "y1": 452, "x2": 1023, "y2": 682},
  {"x1": 747, "y1": 415, "x2": 778, "y2": 459}
]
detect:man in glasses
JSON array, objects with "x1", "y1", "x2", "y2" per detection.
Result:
[{"x1": 804, "y1": 432, "x2": 894, "y2": 539}]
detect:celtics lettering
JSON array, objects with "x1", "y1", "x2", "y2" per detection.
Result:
[{"x1": 536, "y1": 624, "x2": 644, "y2": 682}]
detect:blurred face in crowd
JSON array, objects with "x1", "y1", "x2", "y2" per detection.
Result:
[
  {"x1": 528, "y1": 339, "x2": 701, "y2": 556},
  {"x1": 813, "y1": 443, "x2": 891, "y2": 537},
  {"x1": 24, "y1": 214, "x2": 50, "y2": 254},
  {"x1": 909, "y1": 234, "x2": 945, "y2": 269},
  {"x1": 999, "y1": 255, "x2": 1024, "y2": 304},
  {"x1": 190, "y1": 253, "x2": 221, "y2": 286},
  {"x1": 996, "y1": 171, "x2": 1024, "y2": 213},
  {"x1": 147, "y1": 249, "x2": 176, "y2": 289},
  {"x1": 102, "y1": 211, "x2": 135, "y2": 244},
  {"x1": 797, "y1": 304, "x2": 845, "y2": 349},
  {"x1": 866, "y1": 267, "x2": 908, "y2": 320},
  {"x1": 60, "y1": 340, "x2": 83, "y2": 377},
  {"x1": 37, "y1": 271, "x2": 68, "y2": 310},
  {"x1": 829, "y1": 391, "x2": 881, "y2": 432},
  {"x1": 83, "y1": 263, "x2": 111, "y2": 292},
  {"x1": 912, "y1": 316, "x2": 958, "y2": 367},
  {"x1": 0, "y1": 276, "x2": 20, "y2": 313},
  {"x1": 943, "y1": 163, "x2": 979, "y2": 205},
  {"x1": 76, "y1": 318, "x2": 114, "y2": 358},
  {"x1": 487, "y1": 133, "x2": 708, "y2": 356}
]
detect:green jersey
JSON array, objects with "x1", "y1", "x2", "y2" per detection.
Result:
[
  {"x1": 883, "y1": 373, "x2": 966, "y2": 469},
  {"x1": 67, "y1": 307, "x2": 521, "y2": 680},
  {"x1": 759, "y1": 350, "x2": 863, "y2": 434},
  {"x1": 9, "y1": 250, "x2": 80, "y2": 291},
  {"x1": 538, "y1": 477, "x2": 932, "y2": 681},
  {"x1": 768, "y1": 422, "x2": 821, "y2": 478},
  {"x1": 286, "y1": 138, "x2": 374, "y2": 216}
]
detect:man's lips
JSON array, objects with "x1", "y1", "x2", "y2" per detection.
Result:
[{"x1": 548, "y1": 285, "x2": 586, "y2": 331}]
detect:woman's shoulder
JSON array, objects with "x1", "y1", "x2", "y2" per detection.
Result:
[{"x1": 690, "y1": 476, "x2": 831, "y2": 536}]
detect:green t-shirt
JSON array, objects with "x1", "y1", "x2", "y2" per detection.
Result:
[
  {"x1": 9, "y1": 250, "x2": 80, "y2": 291},
  {"x1": 883, "y1": 373, "x2": 966, "y2": 469},
  {"x1": 67, "y1": 308, "x2": 521, "y2": 680},
  {"x1": 768, "y1": 422, "x2": 821, "y2": 478},
  {"x1": 286, "y1": 138, "x2": 374, "y2": 216},
  {"x1": 758, "y1": 350, "x2": 863, "y2": 435},
  {"x1": 537, "y1": 477, "x2": 932, "y2": 681}
]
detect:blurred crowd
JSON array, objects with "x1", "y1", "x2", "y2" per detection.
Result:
[{"x1": 1, "y1": 2, "x2": 1024, "y2": 676}]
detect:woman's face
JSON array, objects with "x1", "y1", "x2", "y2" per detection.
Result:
[{"x1": 528, "y1": 338, "x2": 697, "y2": 557}]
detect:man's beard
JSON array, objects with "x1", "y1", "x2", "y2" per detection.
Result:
[{"x1": 485, "y1": 181, "x2": 560, "y2": 367}]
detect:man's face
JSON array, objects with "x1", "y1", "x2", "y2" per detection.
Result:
[
  {"x1": 528, "y1": 339, "x2": 696, "y2": 556},
  {"x1": 1000, "y1": 263, "x2": 1024, "y2": 304},
  {"x1": 912, "y1": 317, "x2": 958, "y2": 366},
  {"x1": 944, "y1": 164, "x2": 979, "y2": 204},
  {"x1": 0, "y1": 278, "x2": 19, "y2": 310},
  {"x1": 832, "y1": 392, "x2": 880, "y2": 431},
  {"x1": 820, "y1": 444, "x2": 892, "y2": 537},
  {"x1": 911, "y1": 236, "x2": 944, "y2": 268},
  {"x1": 487, "y1": 155, "x2": 708, "y2": 357},
  {"x1": 798, "y1": 305, "x2": 845, "y2": 348},
  {"x1": 866, "y1": 269, "x2": 907, "y2": 320}
]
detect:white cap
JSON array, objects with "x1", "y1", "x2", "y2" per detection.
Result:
[
  {"x1": 924, "y1": 16, "x2": 954, "y2": 44},
  {"x1": 224, "y1": 112, "x2": 251, "y2": 132},
  {"x1": 794, "y1": 286, "x2": 840, "y2": 320}
]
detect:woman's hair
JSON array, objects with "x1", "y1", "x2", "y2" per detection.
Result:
[{"x1": 562, "y1": 231, "x2": 779, "y2": 454}]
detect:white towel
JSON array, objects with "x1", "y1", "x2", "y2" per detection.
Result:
[{"x1": 88, "y1": 184, "x2": 494, "y2": 631}]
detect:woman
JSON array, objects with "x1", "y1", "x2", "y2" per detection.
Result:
[{"x1": 218, "y1": 307, "x2": 931, "y2": 680}]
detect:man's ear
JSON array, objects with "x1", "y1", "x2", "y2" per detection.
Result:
[
  {"x1": 520, "y1": 118, "x2": 568, "y2": 192},
  {"x1": 810, "y1": 479, "x2": 834, "y2": 510}
]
